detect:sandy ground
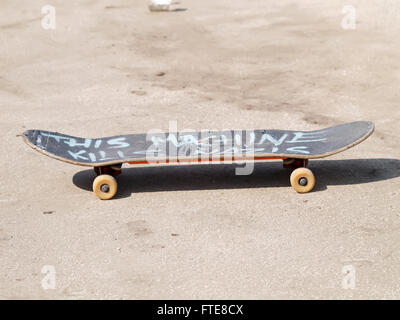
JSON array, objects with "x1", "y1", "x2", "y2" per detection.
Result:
[{"x1": 1, "y1": 0, "x2": 400, "y2": 299}]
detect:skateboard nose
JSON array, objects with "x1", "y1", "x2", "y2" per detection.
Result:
[
  {"x1": 24, "y1": 130, "x2": 38, "y2": 142},
  {"x1": 23, "y1": 130, "x2": 44, "y2": 149}
]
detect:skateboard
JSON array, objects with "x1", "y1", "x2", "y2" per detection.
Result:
[{"x1": 23, "y1": 121, "x2": 374, "y2": 199}]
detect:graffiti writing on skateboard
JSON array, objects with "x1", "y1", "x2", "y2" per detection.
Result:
[{"x1": 35, "y1": 129, "x2": 327, "y2": 163}]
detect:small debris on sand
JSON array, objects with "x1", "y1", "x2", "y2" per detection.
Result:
[{"x1": 131, "y1": 90, "x2": 147, "y2": 96}]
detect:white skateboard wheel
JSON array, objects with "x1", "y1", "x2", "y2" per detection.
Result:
[
  {"x1": 290, "y1": 167, "x2": 315, "y2": 193},
  {"x1": 93, "y1": 174, "x2": 117, "y2": 200}
]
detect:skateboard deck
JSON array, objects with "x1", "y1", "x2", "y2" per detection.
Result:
[{"x1": 23, "y1": 121, "x2": 374, "y2": 199}]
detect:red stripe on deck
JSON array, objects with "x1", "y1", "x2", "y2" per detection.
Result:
[{"x1": 128, "y1": 156, "x2": 287, "y2": 165}]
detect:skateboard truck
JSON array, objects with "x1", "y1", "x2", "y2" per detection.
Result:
[
  {"x1": 93, "y1": 164, "x2": 122, "y2": 176},
  {"x1": 282, "y1": 158, "x2": 308, "y2": 169}
]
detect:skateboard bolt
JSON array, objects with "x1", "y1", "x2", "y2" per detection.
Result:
[
  {"x1": 100, "y1": 184, "x2": 110, "y2": 193},
  {"x1": 299, "y1": 177, "x2": 308, "y2": 186}
]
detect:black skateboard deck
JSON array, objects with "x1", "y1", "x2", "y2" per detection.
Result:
[
  {"x1": 23, "y1": 121, "x2": 374, "y2": 166},
  {"x1": 23, "y1": 121, "x2": 374, "y2": 199}
]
